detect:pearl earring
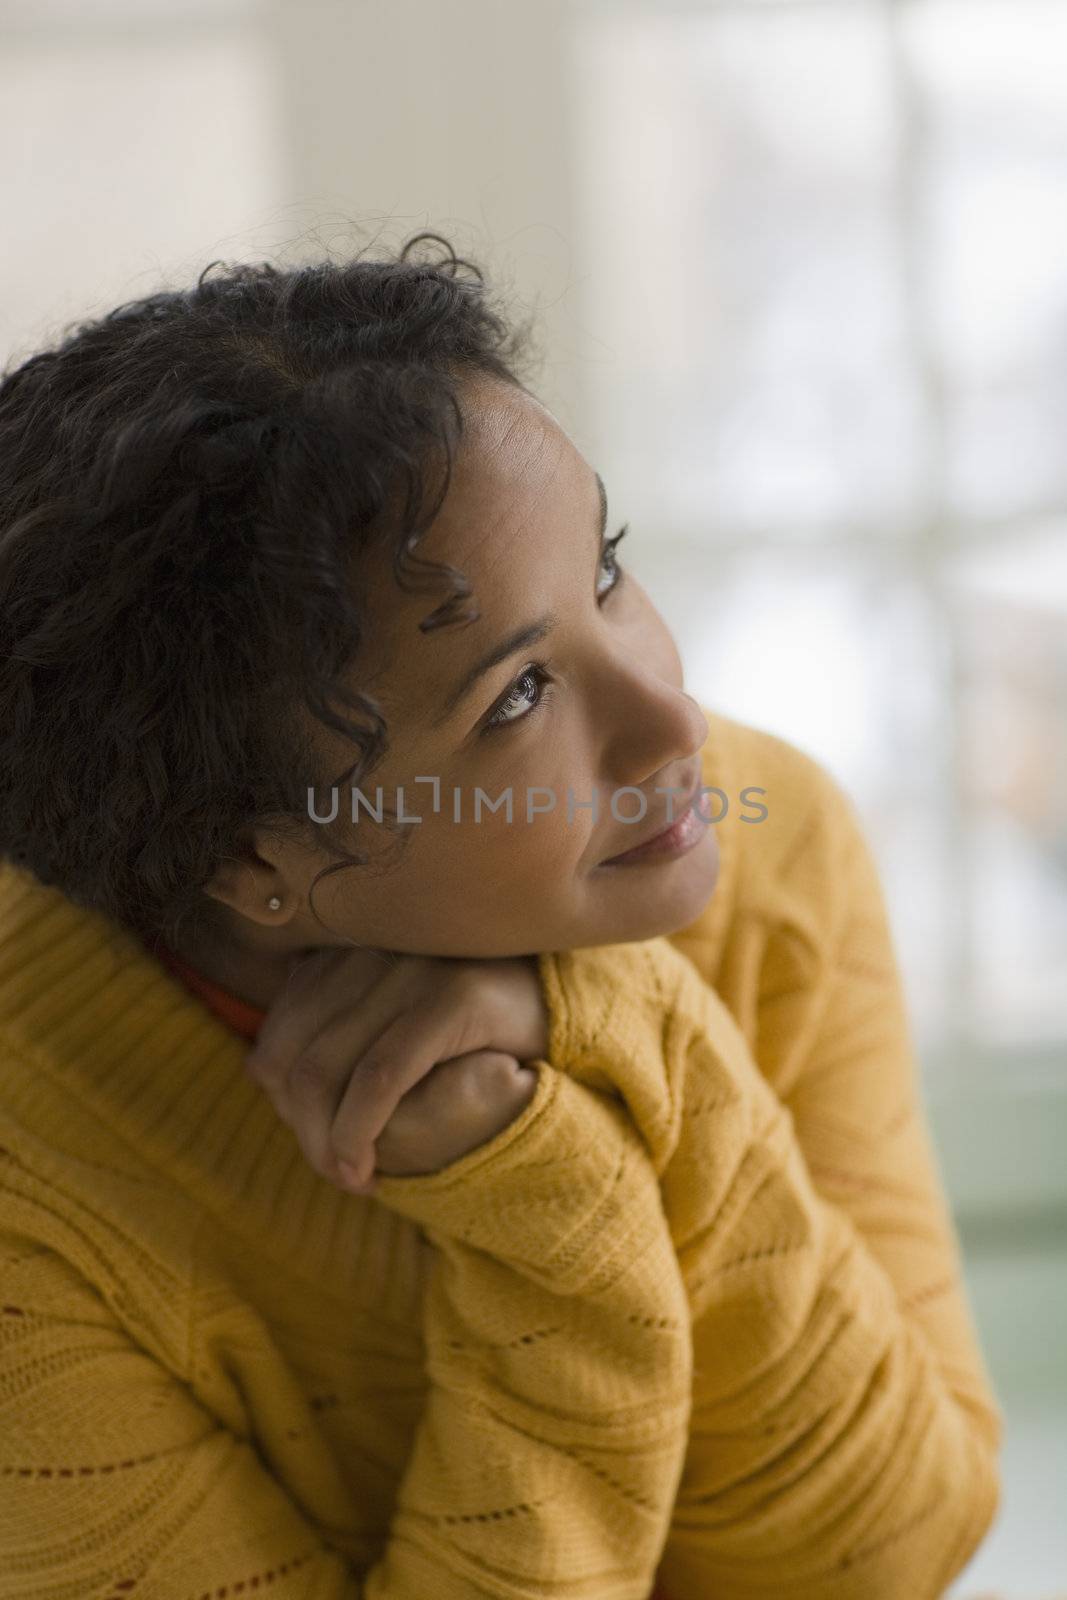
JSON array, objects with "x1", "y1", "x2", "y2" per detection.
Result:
[{"x1": 267, "y1": 895, "x2": 282, "y2": 911}]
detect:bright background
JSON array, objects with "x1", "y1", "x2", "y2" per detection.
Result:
[{"x1": 3, "y1": 1, "x2": 1066, "y2": 1593}]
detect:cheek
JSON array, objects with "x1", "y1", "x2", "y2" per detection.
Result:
[
  {"x1": 482, "y1": 797, "x2": 582, "y2": 871},
  {"x1": 424, "y1": 781, "x2": 587, "y2": 883}
]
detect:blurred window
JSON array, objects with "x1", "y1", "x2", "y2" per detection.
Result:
[{"x1": 571, "y1": 0, "x2": 1067, "y2": 1076}]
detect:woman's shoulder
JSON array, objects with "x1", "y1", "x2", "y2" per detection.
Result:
[
  {"x1": 670, "y1": 707, "x2": 871, "y2": 990},
  {"x1": 699, "y1": 706, "x2": 855, "y2": 822},
  {"x1": 699, "y1": 706, "x2": 865, "y2": 900}
]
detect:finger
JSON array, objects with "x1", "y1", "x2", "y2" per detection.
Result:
[
  {"x1": 326, "y1": 999, "x2": 478, "y2": 1183},
  {"x1": 264, "y1": 958, "x2": 425, "y2": 1167},
  {"x1": 263, "y1": 956, "x2": 472, "y2": 1113},
  {"x1": 245, "y1": 947, "x2": 347, "y2": 1073},
  {"x1": 336, "y1": 1160, "x2": 379, "y2": 1199},
  {"x1": 271, "y1": 1044, "x2": 362, "y2": 1183},
  {"x1": 247, "y1": 955, "x2": 480, "y2": 1189},
  {"x1": 268, "y1": 968, "x2": 451, "y2": 1184},
  {"x1": 246, "y1": 945, "x2": 396, "y2": 1082},
  {"x1": 248, "y1": 956, "x2": 457, "y2": 1191}
]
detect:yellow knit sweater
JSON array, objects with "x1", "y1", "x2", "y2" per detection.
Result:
[{"x1": 0, "y1": 709, "x2": 1002, "y2": 1599}]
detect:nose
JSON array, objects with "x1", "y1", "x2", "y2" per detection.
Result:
[{"x1": 603, "y1": 676, "x2": 710, "y2": 794}]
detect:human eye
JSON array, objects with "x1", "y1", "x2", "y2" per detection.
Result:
[
  {"x1": 480, "y1": 663, "x2": 554, "y2": 737},
  {"x1": 596, "y1": 523, "x2": 629, "y2": 603},
  {"x1": 479, "y1": 525, "x2": 630, "y2": 738}
]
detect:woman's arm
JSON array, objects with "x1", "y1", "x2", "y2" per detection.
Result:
[
  {"x1": 537, "y1": 771, "x2": 1002, "y2": 1600},
  {"x1": 368, "y1": 1065, "x2": 692, "y2": 1599}
]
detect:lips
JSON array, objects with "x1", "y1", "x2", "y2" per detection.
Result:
[{"x1": 601, "y1": 767, "x2": 702, "y2": 864}]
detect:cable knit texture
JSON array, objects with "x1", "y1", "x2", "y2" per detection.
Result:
[{"x1": 0, "y1": 709, "x2": 1002, "y2": 1598}]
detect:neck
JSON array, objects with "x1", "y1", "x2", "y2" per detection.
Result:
[{"x1": 165, "y1": 924, "x2": 328, "y2": 1012}]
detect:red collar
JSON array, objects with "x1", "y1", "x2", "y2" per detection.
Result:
[{"x1": 150, "y1": 941, "x2": 267, "y2": 1043}]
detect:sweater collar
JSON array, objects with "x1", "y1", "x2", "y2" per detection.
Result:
[
  {"x1": 149, "y1": 937, "x2": 267, "y2": 1042},
  {"x1": 0, "y1": 858, "x2": 371, "y2": 1282}
]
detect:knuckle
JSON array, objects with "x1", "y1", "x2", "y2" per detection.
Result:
[
  {"x1": 453, "y1": 1049, "x2": 504, "y2": 1104},
  {"x1": 357, "y1": 1052, "x2": 397, "y2": 1096},
  {"x1": 477, "y1": 1047, "x2": 517, "y2": 1077},
  {"x1": 286, "y1": 1051, "x2": 327, "y2": 1107}
]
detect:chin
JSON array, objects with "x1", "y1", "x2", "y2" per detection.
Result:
[{"x1": 604, "y1": 830, "x2": 721, "y2": 942}]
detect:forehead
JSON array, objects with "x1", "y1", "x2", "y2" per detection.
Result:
[
  {"x1": 444, "y1": 375, "x2": 568, "y2": 524},
  {"x1": 347, "y1": 377, "x2": 578, "y2": 719}
]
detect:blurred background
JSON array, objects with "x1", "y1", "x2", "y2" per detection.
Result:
[{"x1": 3, "y1": 0, "x2": 1065, "y2": 1592}]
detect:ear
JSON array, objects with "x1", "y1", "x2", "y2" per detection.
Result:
[{"x1": 200, "y1": 832, "x2": 298, "y2": 928}]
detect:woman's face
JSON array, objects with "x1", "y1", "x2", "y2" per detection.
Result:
[{"x1": 210, "y1": 372, "x2": 719, "y2": 968}]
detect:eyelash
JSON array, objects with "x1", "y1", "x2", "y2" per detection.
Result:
[{"x1": 481, "y1": 524, "x2": 630, "y2": 737}]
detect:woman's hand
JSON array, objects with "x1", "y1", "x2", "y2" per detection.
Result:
[
  {"x1": 243, "y1": 946, "x2": 548, "y2": 1196},
  {"x1": 371, "y1": 1049, "x2": 538, "y2": 1183}
]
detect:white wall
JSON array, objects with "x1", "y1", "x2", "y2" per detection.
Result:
[{"x1": 1, "y1": 0, "x2": 592, "y2": 447}]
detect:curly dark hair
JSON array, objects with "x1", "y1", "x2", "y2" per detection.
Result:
[{"x1": 0, "y1": 229, "x2": 541, "y2": 955}]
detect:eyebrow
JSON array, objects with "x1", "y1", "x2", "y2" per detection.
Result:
[{"x1": 430, "y1": 470, "x2": 609, "y2": 729}]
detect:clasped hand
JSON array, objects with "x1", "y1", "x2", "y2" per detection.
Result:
[{"x1": 243, "y1": 946, "x2": 547, "y2": 1197}]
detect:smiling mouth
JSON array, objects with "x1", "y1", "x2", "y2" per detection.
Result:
[{"x1": 598, "y1": 768, "x2": 703, "y2": 865}]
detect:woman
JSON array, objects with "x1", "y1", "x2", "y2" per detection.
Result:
[{"x1": 0, "y1": 233, "x2": 1002, "y2": 1598}]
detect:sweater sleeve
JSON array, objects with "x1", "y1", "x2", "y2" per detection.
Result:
[
  {"x1": 366, "y1": 1064, "x2": 693, "y2": 1598},
  {"x1": 0, "y1": 1181, "x2": 362, "y2": 1600},
  {"x1": 536, "y1": 780, "x2": 1003, "y2": 1600}
]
